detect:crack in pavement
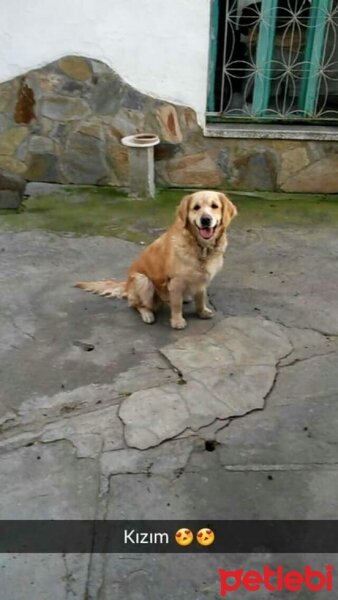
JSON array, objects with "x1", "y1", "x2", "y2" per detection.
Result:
[
  {"x1": 1, "y1": 314, "x2": 336, "y2": 459},
  {"x1": 209, "y1": 292, "x2": 338, "y2": 338},
  {"x1": 62, "y1": 553, "x2": 77, "y2": 599},
  {"x1": 157, "y1": 349, "x2": 186, "y2": 384},
  {"x1": 8, "y1": 316, "x2": 37, "y2": 342},
  {"x1": 279, "y1": 349, "x2": 337, "y2": 368},
  {"x1": 250, "y1": 311, "x2": 338, "y2": 339}
]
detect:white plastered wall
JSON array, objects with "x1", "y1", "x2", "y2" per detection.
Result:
[{"x1": 1, "y1": 0, "x2": 211, "y2": 125}]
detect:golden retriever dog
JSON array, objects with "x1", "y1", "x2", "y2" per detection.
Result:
[{"x1": 75, "y1": 191, "x2": 237, "y2": 329}]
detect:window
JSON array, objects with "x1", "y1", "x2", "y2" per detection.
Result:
[{"x1": 207, "y1": 0, "x2": 338, "y2": 123}]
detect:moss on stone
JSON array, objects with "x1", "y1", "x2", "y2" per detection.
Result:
[{"x1": 0, "y1": 186, "x2": 337, "y2": 243}]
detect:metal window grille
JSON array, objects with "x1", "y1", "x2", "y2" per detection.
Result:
[{"x1": 207, "y1": 0, "x2": 338, "y2": 122}]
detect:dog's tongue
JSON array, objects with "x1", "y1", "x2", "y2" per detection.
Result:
[{"x1": 199, "y1": 227, "x2": 213, "y2": 240}]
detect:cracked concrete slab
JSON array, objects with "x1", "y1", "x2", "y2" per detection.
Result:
[
  {"x1": 0, "y1": 439, "x2": 100, "y2": 600},
  {"x1": 0, "y1": 439, "x2": 100, "y2": 518},
  {"x1": 1, "y1": 207, "x2": 338, "y2": 599},
  {"x1": 105, "y1": 467, "x2": 338, "y2": 520},
  {"x1": 96, "y1": 553, "x2": 338, "y2": 600},
  {"x1": 1, "y1": 554, "x2": 89, "y2": 600},
  {"x1": 211, "y1": 227, "x2": 338, "y2": 334},
  {"x1": 263, "y1": 351, "x2": 338, "y2": 406},
  {"x1": 214, "y1": 343, "x2": 338, "y2": 468},
  {"x1": 163, "y1": 316, "x2": 292, "y2": 370},
  {"x1": 119, "y1": 317, "x2": 292, "y2": 449},
  {"x1": 101, "y1": 438, "x2": 195, "y2": 482}
]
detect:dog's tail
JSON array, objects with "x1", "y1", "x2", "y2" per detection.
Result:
[{"x1": 74, "y1": 279, "x2": 127, "y2": 299}]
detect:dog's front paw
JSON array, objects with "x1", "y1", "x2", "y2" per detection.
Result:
[
  {"x1": 170, "y1": 316, "x2": 187, "y2": 330},
  {"x1": 139, "y1": 308, "x2": 155, "y2": 324},
  {"x1": 198, "y1": 307, "x2": 215, "y2": 319}
]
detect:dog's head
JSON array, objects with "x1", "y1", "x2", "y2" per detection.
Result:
[{"x1": 176, "y1": 191, "x2": 237, "y2": 243}]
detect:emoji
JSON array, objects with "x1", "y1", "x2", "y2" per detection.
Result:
[
  {"x1": 196, "y1": 528, "x2": 215, "y2": 546},
  {"x1": 175, "y1": 528, "x2": 194, "y2": 546}
]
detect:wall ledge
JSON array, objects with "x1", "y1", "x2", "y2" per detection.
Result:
[{"x1": 204, "y1": 123, "x2": 338, "y2": 141}]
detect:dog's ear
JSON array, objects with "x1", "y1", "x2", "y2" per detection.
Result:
[
  {"x1": 176, "y1": 194, "x2": 192, "y2": 227},
  {"x1": 219, "y1": 193, "x2": 237, "y2": 227}
]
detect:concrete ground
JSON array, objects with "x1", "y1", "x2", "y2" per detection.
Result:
[{"x1": 1, "y1": 187, "x2": 338, "y2": 599}]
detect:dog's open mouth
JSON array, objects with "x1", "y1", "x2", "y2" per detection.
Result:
[{"x1": 198, "y1": 226, "x2": 216, "y2": 240}]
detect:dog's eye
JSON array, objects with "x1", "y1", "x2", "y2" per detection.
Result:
[
  {"x1": 211, "y1": 203, "x2": 219, "y2": 209},
  {"x1": 193, "y1": 204, "x2": 201, "y2": 211}
]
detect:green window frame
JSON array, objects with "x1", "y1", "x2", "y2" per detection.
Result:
[{"x1": 207, "y1": 0, "x2": 337, "y2": 123}]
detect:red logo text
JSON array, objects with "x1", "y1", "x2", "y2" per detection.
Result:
[{"x1": 219, "y1": 565, "x2": 333, "y2": 596}]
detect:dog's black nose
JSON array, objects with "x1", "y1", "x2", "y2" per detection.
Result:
[{"x1": 201, "y1": 215, "x2": 212, "y2": 227}]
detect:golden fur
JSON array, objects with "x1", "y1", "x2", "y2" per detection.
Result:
[{"x1": 75, "y1": 190, "x2": 237, "y2": 329}]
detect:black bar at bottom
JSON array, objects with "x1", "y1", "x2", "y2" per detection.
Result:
[{"x1": 0, "y1": 521, "x2": 337, "y2": 553}]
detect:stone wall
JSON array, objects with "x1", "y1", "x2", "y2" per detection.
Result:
[{"x1": 0, "y1": 55, "x2": 337, "y2": 193}]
